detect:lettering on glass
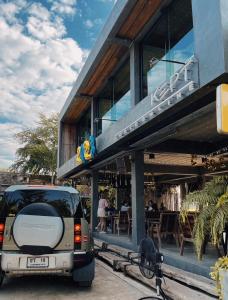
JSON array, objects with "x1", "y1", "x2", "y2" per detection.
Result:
[{"x1": 116, "y1": 56, "x2": 198, "y2": 140}]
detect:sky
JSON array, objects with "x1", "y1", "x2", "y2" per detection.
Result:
[{"x1": 0, "y1": 0, "x2": 116, "y2": 169}]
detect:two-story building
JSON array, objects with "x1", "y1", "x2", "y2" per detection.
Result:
[{"x1": 58, "y1": 0, "x2": 228, "y2": 276}]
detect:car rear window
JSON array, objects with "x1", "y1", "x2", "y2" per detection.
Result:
[{"x1": 0, "y1": 189, "x2": 80, "y2": 218}]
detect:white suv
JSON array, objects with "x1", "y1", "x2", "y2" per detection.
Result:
[{"x1": 0, "y1": 185, "x2": 95, "y2": 287}]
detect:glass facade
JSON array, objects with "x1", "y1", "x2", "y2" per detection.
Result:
[
  {"x1": 77, "y1": 107, "x2": 91, "y2": 145},
  {"x1": 141, "y1": 0, "x2": 194, "y2": 99},
  {"x1": 96, "y1": 58, "x2": 130, "y2": 135}
]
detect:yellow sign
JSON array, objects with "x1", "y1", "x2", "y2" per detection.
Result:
[{"x1": 217, "y1": 84, "x2": 228, "y2": 134}]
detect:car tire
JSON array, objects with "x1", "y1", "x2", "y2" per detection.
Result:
[
  {"x1": 78, "y1": 281, "x2": 92, "y2": 287},
  {"x1": 72, "y1": 258, "x2": 95, "y2": 286}
]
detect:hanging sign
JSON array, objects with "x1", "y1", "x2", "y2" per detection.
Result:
[{"x1": 216, "y1": 84, "x2": 228, "y2": 134}]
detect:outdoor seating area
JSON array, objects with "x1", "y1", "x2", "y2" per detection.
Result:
[
  {"x1": 147, "y1": 211, "x2": 180, "y2": 249},
  {"x1": 96, "y1": 199, "x2": 224, "y2": 266},
  {"x1": 76, "y1": 147, "x2": 228, "y2": 287}
]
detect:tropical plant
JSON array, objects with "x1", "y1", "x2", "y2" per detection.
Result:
[
  {"x1": 210, "y1": 256, "x2": 228, "y2": 299},
  {"x1": 11, "y1": 113, "x2": 58, "y2": 184},
  {"x1": 181, "y1": 176, "x2": 228, "y2": 259}
]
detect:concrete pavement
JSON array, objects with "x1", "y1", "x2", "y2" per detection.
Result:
[{"x1": 0, "y1": 260, "x2": 156, "y2": 300}]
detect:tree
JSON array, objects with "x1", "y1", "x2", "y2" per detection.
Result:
[
  {"x1": 181, "y1": 176, "x2": 228, "y2": 259},
  {"x1": 11, "y1": 113, "x2": 58, "y2": 184}
]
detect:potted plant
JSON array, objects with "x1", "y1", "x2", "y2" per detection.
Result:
[
  {"x1": 181, "y1": 176, "x2": 228, "y2": 260},
  {"x1": 210, "y1": 256, "x2": 228, "y2": 300}
]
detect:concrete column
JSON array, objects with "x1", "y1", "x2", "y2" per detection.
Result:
[
  {"x1": 91, "y1": 170, "x2": 99, "y2": 231},
  {"x1": 131, "y1": 150, "x2": 145, "y2": 249},
  {"x1": 130, "y1": 42, "x2": 140, "y2": 106}
]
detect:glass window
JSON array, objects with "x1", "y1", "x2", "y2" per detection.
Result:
[
  {"x1": 1, "y1": 190, "x2": 80, "y2": 217},
  {"x1": 77, "y1": 107, "x2": 91, "y2": 145},
  {"x1": 141, "y1": 0, "x2": 194, "y2": 98},
  {"x1": 96, "y1": 58, "x2": 130, "y2": 135}
]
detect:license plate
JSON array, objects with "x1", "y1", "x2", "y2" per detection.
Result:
[{"x1": 27, "y1": 256, "x2": 49, "y2": 268}]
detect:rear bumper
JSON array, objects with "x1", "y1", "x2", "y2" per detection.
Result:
[
  {"x1": 0, "y1": 250, "x2": 95, "y2": 275},
  {"x1": 1, "y1": 251, "x2": 73, "y2": 274}
]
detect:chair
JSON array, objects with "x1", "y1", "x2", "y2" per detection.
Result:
[
  {"x1": 179, "y1": 213, "x2": 197, "y2": 256},
  {"x1": 146, "y1": 210, "x2": 160, "y2": 237},
  {"x1": 114, "y1": 210, "x2": 132, "y2": 236},
  {"x1": 150, "y1": 212, "x2": 179, "y2": 249}
]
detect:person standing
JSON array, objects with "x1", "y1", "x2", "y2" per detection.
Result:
[{"x1": 96, "y1": 193, "x2": 109, "y2": 233}]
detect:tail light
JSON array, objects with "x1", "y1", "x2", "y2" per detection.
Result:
[
  {"x1": 0, "y1": 221, "x2": 5, "y2": 248},
  {"x1": 74, "y1": 224, "x2": 81, "y2": 232},
  {"x1": 74, "y1": 235, "x2": 81, "y2": 244},
  {"x1": 74, "y1": 220, "x2": 81, "y2": 249},
  {"x1": 74, "y1": 220, "x2": 89, "y2": 249}
]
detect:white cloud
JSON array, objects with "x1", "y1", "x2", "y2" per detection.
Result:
[
  {"x1": 84, "y1": 19, "x2": 93, "y2": 29},
  {"x1": 94, "y1": 18, "x2": 103, "y2": 25},
  {"x1": 27, "y1": 15, "x2": 66, "y2": 41},
  {"x1": 0, "y1": 123, "x2": 23, "y2": 169},
  {"x1": 0, "y1": 0, "x2": 26, "y2": 23},
  {"x1": 26, "y1": 2, "x2": 67, "y2": 41},
  {"x1": 49, "y1": 0, "x2": 77, "y2": 16},
  {"x1": 28, "y1": 2, "x2": 50, "y2": 21},
  {"x1": 0, "y1": 1, "x2": 89, "y2": 168}
]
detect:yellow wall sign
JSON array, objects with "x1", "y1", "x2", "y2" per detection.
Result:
[{"x1": 217, "y1": 84, "x2": 228, "y2": 134}]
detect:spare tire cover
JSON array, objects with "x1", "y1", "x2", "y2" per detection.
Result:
[{"x1": 13, "y1": 203, "x2": 64, "y2": 249}]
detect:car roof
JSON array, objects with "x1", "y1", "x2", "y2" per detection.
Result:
[{"x1": 5, "y1": 185, "x2": 79, "y2": 194}]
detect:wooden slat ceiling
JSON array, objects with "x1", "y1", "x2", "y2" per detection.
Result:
[
  {"x1": 66, "y1": 97, "x2": 91, "y2": 122},
  {"x1": 145, "y1": 153, "x2": 203, "y2": 166},
  {"x1": 80, "y1": 0, "x2": 162, "y2": 97},
  {"x1": 117, "y1": 0, "x2": 162, "y2": 40},
  {"x1": 144, "y1": 153, "x2": 228, "y2": 167},
  {"x1": 81, "y1": 44, "x2": 126, "y2": 96},
  {"x1": 66, "y1": 0, "x2": 163, "y2": 121}
]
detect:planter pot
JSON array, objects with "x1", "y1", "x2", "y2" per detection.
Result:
[{"x1": 219, "y1": 269, "x2": 228, "y2": 299}]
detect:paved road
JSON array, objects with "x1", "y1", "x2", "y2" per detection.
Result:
[{"x1": 0, "y1": 260, "x2": 156, "y2": 300}]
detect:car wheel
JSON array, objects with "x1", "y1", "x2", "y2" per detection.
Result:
[
  {"x1": 72, "y1": 258, "x2": 95, "y2": 285},
  {"x1": 78, "y1": 280, "x2": 92, "y2": 287}
]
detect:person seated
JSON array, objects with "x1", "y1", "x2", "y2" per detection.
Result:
[
  {"x1": 107, "y1": 202, "x2": 116, "y2": 216},
  {"x1": 120, "y1": 201, "x2": 130, "y2": 212},
  {"x1": 152, "y1": 202, "x2": 159, "y2": 212},
  {"x1": 147, "y1": 200, "x2": 159, "y2": 212},
  {"x1": 146, "y1": 201, "x2": 160, "y2": 220},
  {"x1": 147, "y1": 200, "x2": 153, "y2": 211},
  {"x1": 160, "y1": 202, "x2": 167, "y2": 212}
]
